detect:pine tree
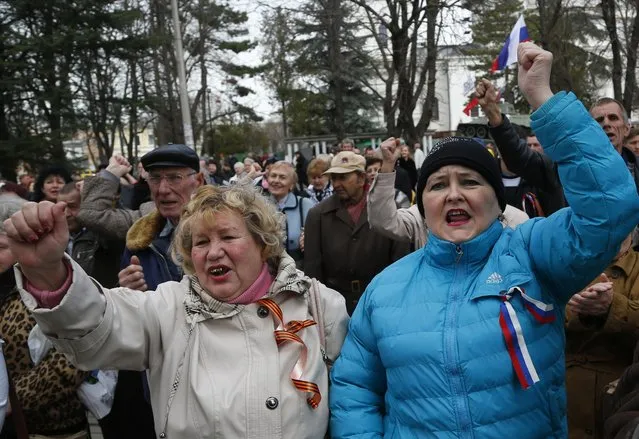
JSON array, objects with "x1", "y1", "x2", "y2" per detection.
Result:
[
  {"x1": 261, "y1": 7, "x2": 298, "y2": 138},
  {"x1": 293, "y1": 0, "x2": 380, "y2": 138}
]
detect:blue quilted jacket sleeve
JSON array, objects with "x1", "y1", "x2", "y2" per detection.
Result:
[
  {"x1": 525, "y1": 92, "x2": 639, "y2": 301},
  {"x1": 330, "y1": 286, "x2": 386, "y2": 438}
]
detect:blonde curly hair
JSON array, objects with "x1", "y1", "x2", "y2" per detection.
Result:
[{"x1": 171, "y1": 184, "x2": 285, "y2": 275}]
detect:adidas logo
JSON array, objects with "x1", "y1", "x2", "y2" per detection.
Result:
[{"x1": 486, "y1": 272, "x2": 503, "y2": 284}]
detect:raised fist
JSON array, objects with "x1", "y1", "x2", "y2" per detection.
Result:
[
  {"x1": 3, "y1": 201, "x2": 69, "y2": 290},
  {"x1": 380, "y1": 138, "x2": 402, "y2": 173},
  {"x1": 517, "y1": 42, "x2": 554, "y2": 110},
  {"x1": 107, "y1": 154, "x2": 133, "y2": 179}
]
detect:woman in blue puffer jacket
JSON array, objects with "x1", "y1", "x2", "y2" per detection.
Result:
[{"x1": 329, "y1": 43, "x2": 639, "y2": 438}]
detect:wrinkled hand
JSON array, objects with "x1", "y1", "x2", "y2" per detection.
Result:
[
  {"x1": 517, "y1": 42, "x2": 554, "y2": 110},
  {"x1": 476, "y1": 79, "x2": 500, "y2": 107},
  {"x1": 380, "y1": 138, "x2": 401, "y2": 173},
  {"x1": 3, "y1": 201, "x2": 69, "y2": 289},
  {"x1": 107, "y1": 154, "x2": 133, "y2": 179},
  {"x1": 299, "y1": 229, "x2": 305, "y2": 253},
  {"x1": 476, "y1": 79, "x2": 502, "y2": 126},
  {"x1": 118, "y1": 255, "x2": 148, "y2": 291},
  {"x1": 567, "y1": 274, "x2": 614, "y2": 316}
]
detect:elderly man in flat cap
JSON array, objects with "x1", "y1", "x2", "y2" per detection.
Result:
[
  {"x1": 117, "y1": 144, "x2": 204, "y2": 290},
  {"x1": 79, "y1": 145, "x2": 204, "y2": 291}
]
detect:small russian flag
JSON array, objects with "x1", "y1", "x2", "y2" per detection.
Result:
[
  {"x1": 490, "y1": 15, "x2": 530, "y2": 73},
  {"x1": 462, "y1": 88, "x2": 503, "y2": 116}
]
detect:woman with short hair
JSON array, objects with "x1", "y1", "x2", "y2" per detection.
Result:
[
  {"x1": 268, "y1": 161, "x2": 315, "y2": 266},
  {"x1": 4, "y1": 185, "x2": 348, "y2": 439},
  {"x1": 306, "y1": 159, "x2": 333, "y2": 204}
]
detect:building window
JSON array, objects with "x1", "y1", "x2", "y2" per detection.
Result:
[
  {"x1": 148, "y1": 134, "x2": 155, "y2": 146},
  {"x1": 431, "y1": 98, "x2": 439, "y2": 121}
]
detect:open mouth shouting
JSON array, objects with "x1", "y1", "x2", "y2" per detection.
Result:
[
  {"x1": 446, "y1": 209, "x2": 471, "y2": 227},
  {"x1": 208, "y1": 264, "x2": 231, "y2": 281}
]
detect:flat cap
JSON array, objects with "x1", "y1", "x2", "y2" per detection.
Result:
[{"x1": 141, "y1": 144, "x2": 199, "y2": 172}]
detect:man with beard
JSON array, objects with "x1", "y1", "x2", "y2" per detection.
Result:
[{"x1": 303, "y1": 151, "x2": 410, "y2": 314}]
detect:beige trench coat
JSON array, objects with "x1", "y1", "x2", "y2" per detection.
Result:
[{"x1": 16, "y1": 254, "x2": 349, "y2": 439}]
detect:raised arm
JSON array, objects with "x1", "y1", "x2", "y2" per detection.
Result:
[
  {"x1": 4, "y1": 201, "x2": 164, "y2": 371},
  {"x1": 477, "y1": 79, "x2": 561, "y2": 193},
  {"x1": 515, "y1": 43, "x2": 639, "y2": 299},
  {"x1": 78, "y1": 155, "x2": 145, "y2": 240},
  {"x1": 367, "y1": 138, "x2": 424, "y2": 244}
]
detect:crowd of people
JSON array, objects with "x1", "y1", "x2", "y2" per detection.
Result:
[{"x1": 0, "y1": 42, "x2": 638, "y2": 439}]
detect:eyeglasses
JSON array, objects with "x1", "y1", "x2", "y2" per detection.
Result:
[{"x1": 148, "y1": 172, "x2": 197, "y2": 187}]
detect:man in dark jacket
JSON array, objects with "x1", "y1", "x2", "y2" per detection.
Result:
[
  {"x1": 476, "y1": 79, "x2": 565, "y2": 217},
  {"x1": 304, "y1": 151, "x2": 411, "y2": 314},
  {"x1": 118, "y1": 144, "x2": 205, "y2": 291},
  {"x1": 57, "y1": 183, "x2": 123, "y2": 288}
]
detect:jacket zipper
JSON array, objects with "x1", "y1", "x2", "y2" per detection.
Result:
[
  {"x1": 455, "y1": 245, "x2": 463, "y2": 263},
  {"x1": 149, "y1": 244, "x2": 174, "y2": 281},
  {"x1": 445, "y1": 243, "x2": 473, "y2": 437}
]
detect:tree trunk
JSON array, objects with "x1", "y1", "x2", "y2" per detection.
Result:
[
  {"x1": 623, "y1": 2, "x2": 639, "y2": 116},
  {"x1": 415, "y1": 0, "x2": 439, "y2": 140},
  {"x1": 600, "y1": 0, "x2": 624, "y2": 101}
]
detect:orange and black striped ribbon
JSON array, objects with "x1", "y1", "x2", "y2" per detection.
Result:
[{"x1": 257, "y1": 298, "x2": 321, "y2": 409}]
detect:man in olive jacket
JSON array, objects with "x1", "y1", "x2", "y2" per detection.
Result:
[{"x1": 304, "y1": 152, "x2": 410, "y2": 315}]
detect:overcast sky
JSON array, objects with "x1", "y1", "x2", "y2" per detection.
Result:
[{"x1": 228, "y1": 1, "x2": 278, "y2": 122}]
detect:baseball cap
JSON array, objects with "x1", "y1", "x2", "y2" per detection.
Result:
[{"x1": 323, "y1": 151, "x2": 366, "y2": 175}]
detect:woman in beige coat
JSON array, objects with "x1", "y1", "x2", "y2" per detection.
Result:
[{"x1": 4, "y1": 185, "x2": 349, "y2": 439}]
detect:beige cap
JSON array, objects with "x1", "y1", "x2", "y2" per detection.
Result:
[{"x1": 324, "y1": 151, "x2": 366, "y2": 175}]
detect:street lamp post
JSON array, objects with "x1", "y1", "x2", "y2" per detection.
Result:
[{"x1": 170, "y1": 0, "x2": 195, "y2": 149}]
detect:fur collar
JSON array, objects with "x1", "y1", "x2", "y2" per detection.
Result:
[{"x1": 126, "y1": 210, "x2": 167, "y2": 251}]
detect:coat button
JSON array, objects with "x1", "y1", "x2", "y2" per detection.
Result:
[
  {"x1": 265, "y1": 397, "x2": 279, "y2": 410},
  {"x1": 257, "y1": 306, "x2": 269, "y2": 318}
]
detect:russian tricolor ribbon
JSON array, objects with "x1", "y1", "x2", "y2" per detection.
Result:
[{"x1": 498, "y1": 287, "x2": 555, "y2": 390}]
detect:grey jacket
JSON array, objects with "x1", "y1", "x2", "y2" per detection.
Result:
[{"x1": 78, "y1": 171, "x2": 155, "y2": 241}]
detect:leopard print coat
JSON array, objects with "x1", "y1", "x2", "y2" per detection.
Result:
[{"x1": 0, "y1": 286, "x2": 88, "y2": 435}]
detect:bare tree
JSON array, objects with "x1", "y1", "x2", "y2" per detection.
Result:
[
  {"x1": 601, "y1": 0, "x2": 639, "y2": 114},
  {"x1": 348, "y1": 0, "x2": 446, "y2": 143}
]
